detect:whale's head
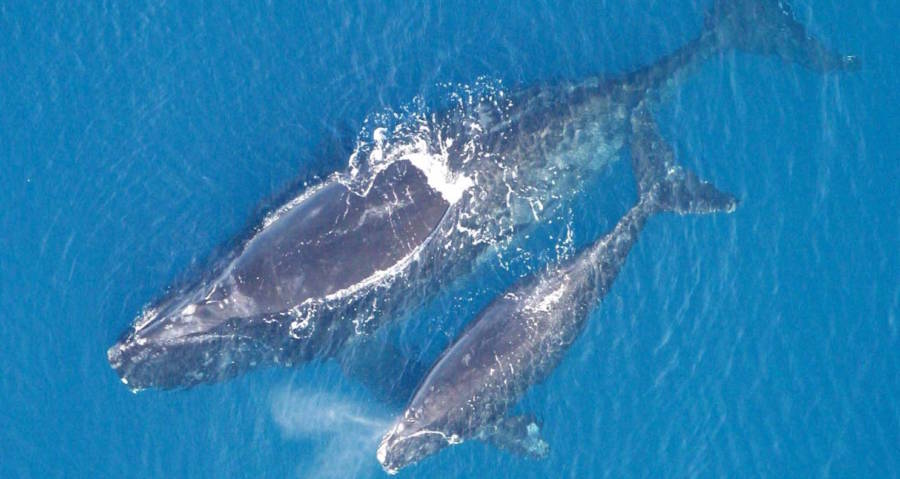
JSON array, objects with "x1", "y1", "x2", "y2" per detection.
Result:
[
  {"x1": 107, "y1": 282, "x2": 270, "y2": 391},
  {"x1": 376, "y1": 408, "x2": 460, "y2": 474}
]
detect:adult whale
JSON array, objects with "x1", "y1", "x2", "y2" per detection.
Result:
[
  {"x1": 108, "y1": 0, "x2": 856, "y2": 391},
  {"x1": 377, "y1": 104, "x2": 737, "y2": 473}
]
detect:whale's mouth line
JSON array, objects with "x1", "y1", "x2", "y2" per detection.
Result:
[
  {"x1": 377, "y1": 427, "x2": 461, "y2": 473},
  {"x1": 107, "y1": 327, "x2": 264, "y2": 391}
]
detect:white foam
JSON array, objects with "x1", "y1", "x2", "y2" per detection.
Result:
[
  {"x1": 401, "y1": 139, "x2": 473, "y2": 204},
  {"x1": 261, "y1": 179, "x2": 331, "y2": 229},
  {"x1": 531, "y1": 277, "x2": 570, "y2": 313},
  {"x1": 359, "y1": 127, "x2": 474, "y2": 205}
]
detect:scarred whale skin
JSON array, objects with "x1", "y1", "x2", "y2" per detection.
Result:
[
  {"x1": 376, "y1": 104, "x2": 736, "y2": 473},
  {"x1": 108, "y1": 0, "x2": 858, "y2": 391}
]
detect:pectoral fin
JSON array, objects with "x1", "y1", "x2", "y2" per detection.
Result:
[{"x1": 478, "y1": 414, "x2": 550, "y2": 459}]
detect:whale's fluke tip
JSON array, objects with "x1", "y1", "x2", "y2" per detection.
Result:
[{"x1": 707, "y1": 0, "x2": 861, "y2": 73}]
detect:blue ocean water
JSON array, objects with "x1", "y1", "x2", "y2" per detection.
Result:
[{"x1": 1, "y1": 1, "x2": 897, "y2": 477}]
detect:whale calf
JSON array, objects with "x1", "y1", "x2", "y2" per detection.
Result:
[
  {"x1": 108, "y1": 0, "x2": 856, "y2": 391},
  {"x1": 377, "y1": 103, "x2": 737, "y2": 473}
]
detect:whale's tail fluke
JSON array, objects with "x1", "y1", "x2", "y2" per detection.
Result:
[
  {"x1": 630, "y1": 104, "x2": 737, "y2": 215},
  {"x1": 705, "y1": 0, "x2": 860, "y2": 72},
  {"x1": 623, "y1": 0, "x2": 858, "y2": 100}
]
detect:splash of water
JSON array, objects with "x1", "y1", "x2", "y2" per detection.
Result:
[{"x1": 342, "y1": 78, "x2": 512, "y2": 203}]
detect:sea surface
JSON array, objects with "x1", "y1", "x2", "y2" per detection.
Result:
[{"x1": 1, "y1": 1, "x2": 898, "y2": 477}]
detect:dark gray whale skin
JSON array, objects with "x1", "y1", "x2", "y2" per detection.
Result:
[
  {"x1": 376, "y1": 104, "x2": 737, "y2": 474},
  {"x1": 108, "y1": 0, "x2": 857, "y2": 391},
  {"x1": 109, "y1": 160, "x2": 451, "y2": 389}
]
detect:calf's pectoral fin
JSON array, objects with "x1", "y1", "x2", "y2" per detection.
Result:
[{"x1": 478, "y1": 414, "x2": 550, "y2": 460}]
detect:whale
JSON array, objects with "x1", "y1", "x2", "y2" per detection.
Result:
[
  {"x1": 108, "y1": 0, "x2": 857, "y2": 391},
  {"x1": 376, "y1": 103, "x2": 737, "y2": 473}
]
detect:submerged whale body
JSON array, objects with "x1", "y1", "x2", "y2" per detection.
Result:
[
  {"x1": 108, "y1": 0, "x2": 857, "y2": 391},
  {"x1": 377, "y1": 102, "x2": 736, "y2": 473}
]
